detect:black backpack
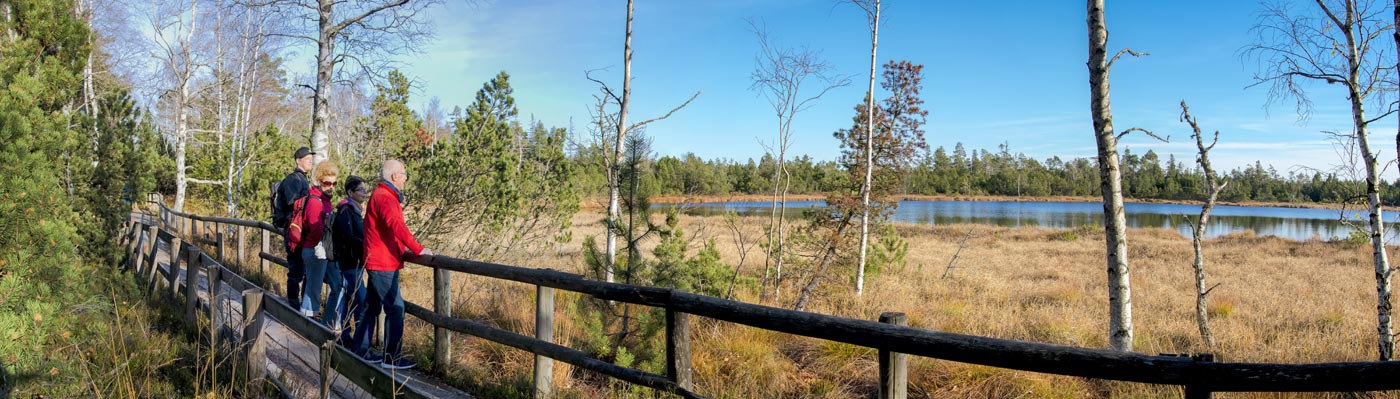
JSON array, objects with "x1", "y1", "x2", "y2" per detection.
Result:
[{"x1": 270, "y1": 181, "x2": 285, "y2": 228}]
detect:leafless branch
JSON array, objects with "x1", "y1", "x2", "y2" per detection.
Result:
[
  {"x1": 1117, "y1": 127, "x2": 1169, "y2": 142},
  {"x1": 1106, "y1": 48, "x2": 1148, "y2": 69}
]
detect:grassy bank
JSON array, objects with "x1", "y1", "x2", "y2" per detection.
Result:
[
  {"x1": 0, "y1": 257, "x2": 245, "y2": 398},
  {"x1": 385, "y1": 210, "x2": 1396, "y2": 398}
]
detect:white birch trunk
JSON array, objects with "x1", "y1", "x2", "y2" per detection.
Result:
[
  {"x1": 173, "y1": 0, "x2": 199, "y2": 212},
  {"x1": 1087, "y1": 0, "x2": 1133, "y2": 352},
  {"x1": 310, "y1": 0, "x2": 335, "y2": 163},
  {"x1": 856, "y1": 0, "x2": 879, "y2": 297}
]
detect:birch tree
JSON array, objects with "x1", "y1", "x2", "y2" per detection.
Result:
[
  {"x1": 1245, "y1": 0, "x2": 1396, "y2": 360},
  {"x1": 748, "y1": 20, "x2": 848, "y2": 303},
  {"x1": 252, "y1": 0, "x2": 436, "y2": 164},
  {"x1": 845, "y1": 0, "x2": 880, "y2": 297},
  {"x1": 1179, "y1": 100, "x2": 1227, "y2": 350},
  {"x1": 588, "y1": 0, "x2": 699, "y2": 283},
  {"x1": 1088, "y1": 0, "x2": 1162, "y2": 352},
  {"x1": 143, "y1": 0, "x2": 216, "y2": 211}
]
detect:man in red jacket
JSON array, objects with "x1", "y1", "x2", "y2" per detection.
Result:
[{"x1": 349, "y1": 159, "x2": 433, "y2": 369}]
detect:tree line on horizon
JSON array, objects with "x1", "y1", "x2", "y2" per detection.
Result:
[{"x1": 586, "y1": 144, "x2": 1391, "y2": 206}]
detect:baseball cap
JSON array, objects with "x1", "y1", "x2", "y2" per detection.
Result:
[{"x1": 293, "y1": 147, "x2": 316, "y2": 159}]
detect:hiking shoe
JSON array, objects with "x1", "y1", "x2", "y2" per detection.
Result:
[
  {"x1": 357, "y1": 350, "x2": 384, "y2": 365},
  {"x1": 381, "y1": 356, "x2": 417, "y2": 370}
]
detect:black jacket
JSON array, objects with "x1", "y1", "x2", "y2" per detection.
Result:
[{"x1": 332, "y1": 200, "x2": 366, "y2": 270}]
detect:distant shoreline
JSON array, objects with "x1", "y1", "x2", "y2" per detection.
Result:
[{"x1": 617, "y1": 193, "x2": 1353, "y2": 211}]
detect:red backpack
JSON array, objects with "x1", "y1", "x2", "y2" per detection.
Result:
[{"x1": 287, "y1": 196, "x2": 312, "y2": 247}]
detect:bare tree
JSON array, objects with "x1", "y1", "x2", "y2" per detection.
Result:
[
  {"x1": 1088, "y1": 0, "x2": 1162, "y2": 352},
  {"x1": 143, "y1": 0, "x2": 220, "y2": 211},
  {"x1": 1245, "y1": 0, "x2": 1396, "y2": 360},
  {"x1": 845, "y1": 0, "x2": 880, "y2": 297},
  {"x1": 748, "y1": 20, "x2": 848, "y2": 303},
  {"x1": 587, "y1": 0, "x2": 700, "y2": 284},
  {"x1": 250, "y1": 0, "x2": 437, "y2": 164},
  {"x1": 1179, "y1": 100, "x2": 1227, "y2": 351}
]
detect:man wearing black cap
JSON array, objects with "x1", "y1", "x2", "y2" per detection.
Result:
[{"x1": 273, "y1": 146, "x2": 314, "y2": 310}]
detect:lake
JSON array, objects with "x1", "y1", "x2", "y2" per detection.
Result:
[{"x1": 671, "y1": 200, "x2": 1392, "y2": 241}]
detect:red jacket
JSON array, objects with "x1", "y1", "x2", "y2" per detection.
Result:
[
  {"x1": 295, "y1": 186, "x2": 334, "y2": 249},
  {"x1": 364, "y1": 182, "x2": 424, "y2": 271}
]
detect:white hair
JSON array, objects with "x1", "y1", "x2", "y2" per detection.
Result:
[{"x1": 381, "y1": 159, "x2": 404, "y2": 181}]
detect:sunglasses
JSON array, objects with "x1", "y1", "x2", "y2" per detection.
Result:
[{"x1": 321, "y1": 180, "x2": 337, "y2": 186}]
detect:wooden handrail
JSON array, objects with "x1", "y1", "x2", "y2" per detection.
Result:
[{"x1": 146, "y1": 201, "x2": 1400, "y2": 395}]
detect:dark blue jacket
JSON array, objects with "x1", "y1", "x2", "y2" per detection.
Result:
[{"x1": 332, "y1": 199, "x2": 366, "y2": 270}]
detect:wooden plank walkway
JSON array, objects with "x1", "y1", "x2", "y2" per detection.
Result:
[{"x1": 144, "y1": 228, "x2": 472, "y2": 399}]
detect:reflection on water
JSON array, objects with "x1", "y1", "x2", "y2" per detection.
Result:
[{"x1": 671, "y1": 200, "x2": 1397, "y2": 241}]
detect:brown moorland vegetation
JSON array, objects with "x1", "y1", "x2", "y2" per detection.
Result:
[{"x1": 365, "y1": 210, "x2": 1395, "y2": 398}]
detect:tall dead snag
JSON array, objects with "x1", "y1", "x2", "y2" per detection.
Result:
[
  {"x1": 1245, "y1": 0, "x2": 1395, "y2": 360},
  {"x1": 749, "y1": 20, "x2": 847, "y2": 303},
  {"x1": 845, "y1": 0, "x2": 880, "y2": 297},
  {"x1": 1179, "y1": 100, "x2": 1226, "y2": 351},
  {"x1": 1088, "y1": 0, "x2": 1159, "y2": 352},
  {"x1": 589, "y1": 0, "x2": 699, "y2": 284}
]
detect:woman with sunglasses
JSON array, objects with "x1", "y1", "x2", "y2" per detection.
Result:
[{"x1": 296, "y1": 160, "x2": 340, "y2": 321}]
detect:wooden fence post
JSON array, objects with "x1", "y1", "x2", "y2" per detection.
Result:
[
  {"x1": 534, "y1": 285, "x2": 554, "y2": 399},
  {"x1": 260, "y1": 229, "x2": 270, "y2": 276},
  {"x1": 241, "y1": 290, "x2": 267, "y2": 386},
  {"x1": 142, "y1": 228, "x2": 163, "y2": 296},
  {"x1": 137, "y1": 225, "x2": 156, "y2": 278},
  {"x1": 237, "y1": 225, "x2": 246, "y2": 271},
  {"x1": 879, "y1": 312, "x2": 909, "y2": 399},
  {"x1": 319, "y1": 340, "x2": 333, "y2": 399},
  {"x1": 127, "y1": 223, "x2": 145, "y2": 271},
  {"x1": 209, "y1": 264, "x2": 224, "y2": 349},
  {"x1": 216, "y1": 222, "x2": 225, "y2": 263},
  {"x1": 1185, "y1": 354, "x2": 1215, "y2": 399},
  {"x1": 434, "y1": 267, "x2": 452, "y2": 372},
  {"x1": 184, "y1": 245, "x2": 202, "y2": 324},
  {"x1": 666, "y1": 308, "x2": 693, "y2": 392},
  {"x1": 165, "y1": 238, "x2": 184, "y2": 300}
]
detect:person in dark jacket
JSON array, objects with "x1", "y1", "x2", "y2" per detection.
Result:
[
  {"x1": 330, "y1": 175, "x2": 370, "y2": 345},
  {"x1": 274, "y1": 146, "x2": 314, "y2": 311}
]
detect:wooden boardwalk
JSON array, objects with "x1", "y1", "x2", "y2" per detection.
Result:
[{"x1": 141, "y1": 227, "x2": 472, "y2": 399}]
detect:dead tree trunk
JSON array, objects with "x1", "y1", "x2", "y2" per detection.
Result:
[
  {"x1": 1181, "y1": 100, "x2": 1225, "y2": 351},
  {"x1": 605, "y1": 0, "x2": 634, "y2": 284}
]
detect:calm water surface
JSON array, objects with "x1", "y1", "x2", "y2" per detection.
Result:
[{"x1": 674, "y1": 200, "x2": 1393, "y2": 241}]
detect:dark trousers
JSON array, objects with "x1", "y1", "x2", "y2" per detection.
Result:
[
  {"x1": 337, "y1": 267, "x2": 370, "y2": 344},
  {"x1": 284, "y1": 239, "x2": 306, "y2": 311},
  {"x1": 351, "y1": 270, "x2": 404, "y2": 358}
]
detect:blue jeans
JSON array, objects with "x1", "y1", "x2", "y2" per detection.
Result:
[
  {"x1": 351, "y1": 270, "x2": 403, "y2": 358},
  {"x1": 284, "y1": 240, "x2": 305, "y2": 312},
  {"x1": 323, "y1": 261, "x2": 344, "y2": 327},
  {"x1": 299, "y1": 248, "x2": 334, "y2": 319},
  {"x1": 336, "y1": 267, "x2": 369, "y2": 344}
]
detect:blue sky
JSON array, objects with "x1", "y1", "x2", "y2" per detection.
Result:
[{"x1": 388, "y1": 0, "x2": 1392, "y2": 178}]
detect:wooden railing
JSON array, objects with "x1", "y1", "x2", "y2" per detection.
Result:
[
  {"x1": 125, "y1": 206, "x2": 432, "y2": 398},
  {"x1": 141, "y1": 199, "x2": 1400, "y2": 398}
]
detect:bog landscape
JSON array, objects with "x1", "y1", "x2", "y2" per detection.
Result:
[{"x1": 4, "y1": 0, "x2": 1400, "y2": 398}]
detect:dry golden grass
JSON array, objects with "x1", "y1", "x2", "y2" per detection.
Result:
[{"x1": 378, "y1": 210, "x2": 1400, "y2": 398}]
